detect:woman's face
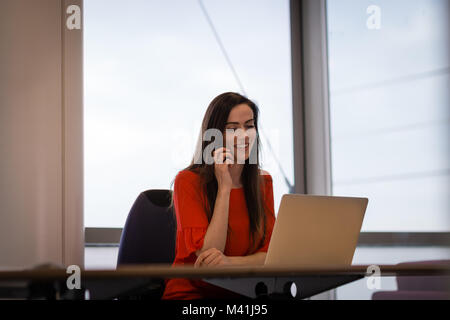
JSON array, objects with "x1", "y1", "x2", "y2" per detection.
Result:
[{"x1": 223, "y1": 103, "x2": 257, "y2": 163}]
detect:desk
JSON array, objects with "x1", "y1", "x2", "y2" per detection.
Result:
[{"x1": 1, "y1": 264, "x2": 449, "y2": 300}]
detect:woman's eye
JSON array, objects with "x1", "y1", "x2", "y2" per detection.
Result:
[{"x1": 226, "y1": 126, "x2": 254, "y2": 132}]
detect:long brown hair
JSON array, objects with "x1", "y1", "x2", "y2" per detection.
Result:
[{"x1": 171, "y1": 92, "x2": 269, "y2": 254}]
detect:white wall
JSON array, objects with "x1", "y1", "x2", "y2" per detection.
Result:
[{"x1": 0, "y1": 0, "x2": 83, "y2": 269}]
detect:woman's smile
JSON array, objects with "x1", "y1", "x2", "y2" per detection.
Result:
[{"x1": 235, "y1": 143, "x2": 249, "y2": 150}]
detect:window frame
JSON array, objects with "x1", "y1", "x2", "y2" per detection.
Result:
[{"x1": 300, "y1": 0, "x2": 450, "y2": 246}]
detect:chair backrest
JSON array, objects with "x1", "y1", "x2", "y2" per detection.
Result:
[
  {"x1": 396, "y1": 260, "x2": 450, "y2": 291},
  {"x1": 372, "y1": 260, "x2": 450, "y2": 300},
  {"x1": 117, "y1": 189, "x2": 177, "y2": 266}
]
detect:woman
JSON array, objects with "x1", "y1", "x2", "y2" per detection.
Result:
[{"x1": 161, "y1": 92, "x2": 276, "y2": 300}]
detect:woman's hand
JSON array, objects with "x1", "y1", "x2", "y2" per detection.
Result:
[
  {"x1": 213, "y1": 147, "x2": 233, "y2": 191},
  {"x1": 194, "y1": 248, "x2": 233, "y2": 268}
]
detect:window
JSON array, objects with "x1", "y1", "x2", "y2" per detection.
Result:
[
  {"x1": 326, "y1": 0, "x2": 449, "y2": 231},
  {"x1": 84, "y1": 0, "x2": 294, "y2": 228}
]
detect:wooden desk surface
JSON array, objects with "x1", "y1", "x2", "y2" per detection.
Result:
[{"x1": 1, "y1": 263, "x2": 449, "y2": 281}]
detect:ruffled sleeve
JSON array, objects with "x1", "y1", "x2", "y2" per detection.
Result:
[
  {"x1": 177, "y1": 227, "x2": 207, "y2": 261},
  {"x1": 173, "y1": 171, "x2": 209, "y2": 262},
  {"x1": 255, "y1": 174, "x2": 276, "y2": 253}
]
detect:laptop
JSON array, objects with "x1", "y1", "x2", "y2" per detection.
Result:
[
  {"x1": 264, "y1": 194, "x2": 368, "y2": 267},
  {"x1": 203, "y1": 194, "x2": 368, "y2": 298}
]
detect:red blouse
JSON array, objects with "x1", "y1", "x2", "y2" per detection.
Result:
[{"x1": 161, "y1": 169, "x2": 276, "y2": 300}]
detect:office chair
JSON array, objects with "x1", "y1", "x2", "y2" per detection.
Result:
[
  {"x1": 372, "y1": 260, "x2": 450, "y2": 300},
  {"x1": 116, "y1": 189, "x2": 176, "y2": 299}
]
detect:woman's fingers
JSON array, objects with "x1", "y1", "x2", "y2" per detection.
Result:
[
  {"x1": 194, "y1": 248, "x2": 233, "y2": 268},
  {"x1": 194, "y1": 251, "x2": 208, "y2": 267},
  {"x1": 213, "y1": 148, "x2": 233, "y2": 164},
  {"x1": 203, "y1": 251, "x2": 222, "y2": 265},
  {"x1": 207, "y1": 255, "x2": 222, "y2": 266},
  {"x1": 194, "y1": 248, "x2": 220, "y2": 267},
  {"x1": 214, "y1": 152, "x2": 232, "y2": 164},
  {"x1": 213, "y1": 148, "x2": 234, "y2": 189},
  {"x1": 195, "y1": 250, "x2": 212, "y2": 267}
]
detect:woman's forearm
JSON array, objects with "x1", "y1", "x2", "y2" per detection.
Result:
[
  {"x1": 229, "y1": 252, "x2": 267, "y2": 266},
  {"x1": 197, "y1": 187, "x2": 231, "y2": 255}
]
